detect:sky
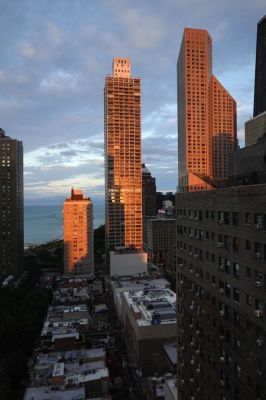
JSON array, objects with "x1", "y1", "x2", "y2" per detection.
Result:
[{"x1": 0, "y1": 0, "x2": 265, "y2": 204}]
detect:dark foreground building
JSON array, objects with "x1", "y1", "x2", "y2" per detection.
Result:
[
  {"x1": 229, "y1": 135, "x2": 266, "y2": 186},
  {"x1": 254, "y1": 15, "x2": 266, "y2": 117},
  {"x1": 0, "y1": 128, "x2": 23, "y2": 278},
  {"x1": 142, "y1": 163, "x2": 156, "y2": 218},
  {"x1": 176, "y1": 185, "x2": 266, "y2": 400}
]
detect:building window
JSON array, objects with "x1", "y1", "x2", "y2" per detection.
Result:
[
  {"x1": 225, "y1": 283, "x2": 231, "y2": 298},
  {"x1": 246, "y1": 294, "x2": 252, "y2": 307},
  {"x1": 245, "y1": 267, "x2": 251, "y2": 278},
  {"x1": 254, "y1": 214, "x2": 263, "y2": 229},
  {"x1": 255, "y1": 271, "x2": 263, "y2": 288},
  {"x1": 233, "y1": 237, "x2": 240, "y2": 252},
  {"x1": 232, "y1": 212, "x2": 239, "y2": 226},
  {"x1": 245, "y1": 240, "x2": 251, "y2": 251},
  {"x1": 245, "y1": 213, "x2": 251, "y2": 224},
  {"x1": 234, "y1": 337, "x2": 241, "y2": 351},
  {"x1": 233, "y1": 287, "x2": 240, "y2": 303},
  {"x1": 255, "y1": 242, "x2": 265, "y2": 260},
  {"x1": 233, "y1": 262, "x2": 240, "y2": 278}
]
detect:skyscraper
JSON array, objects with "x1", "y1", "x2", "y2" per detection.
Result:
[
  {"x1": 64, "y1": 188, "x2": 94, "y2": 275},
  {"x1": 245, "y1": 15, "x2": 266, "y2": 147},
  {"x1": 177, "y1": 28, "x2": 237, "y2": 191},
  {"x1": 176, "y1": 185, "x2": 266, "y2": 399},
  {"x1": 0, "y1": 128, "x2": 23, "y2": 278},
  {"x1": 105, "y1": 58, "x2": 142, "y2": 253},
  {"x1": 142, "y1": 163, "x2": 156, "y2": 217},
  {"x1": 254, "y1": 15, "x2": 266, "y2": 117}
]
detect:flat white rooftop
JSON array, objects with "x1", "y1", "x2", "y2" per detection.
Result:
[
  {"x1": 36, "y1": 348, "x2": 105, "y2": 366},
  {"x1": 124, "y1": 288, "x2": 176, "y2": 326},
  {"x1": 24, "y1": 387, "x2": 85, "y2": 400},
  {"x1": 65, "y1": 367, "x2": 109, "y2": 384}
]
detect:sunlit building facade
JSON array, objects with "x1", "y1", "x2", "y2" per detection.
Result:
[
  {"x1": 177, "y1": 28, "x2": 237, "y2": 191},
  {"x1": 0, "y1": 128, "x2": 23, "y2": 278},
  {"x1": 104, "y1": 58, "x2": 142, "y2": 253},
  {"x1": 64, "y1": 188, "x2": 94, "y2": 275}
]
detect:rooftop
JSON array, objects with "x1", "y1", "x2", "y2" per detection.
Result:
[
  {"x1": 24, "y1": 387, "x2": 85, "y2": 400},
  {"x1": 112, "y1": 276, "x2": 170, "y2": 290},
  {"x1": 36, "y1": 348, "x2": 105, "y2": 367},
  {"x1": 123, "y1": 288, "x2": 176, "y2": 327},
  {"x1": 65, "y1": 367, "x2": 109, "y2": 384}
]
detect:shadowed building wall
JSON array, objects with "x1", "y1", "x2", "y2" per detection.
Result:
[
  {"x1": 142, "y1": 163, "x2": 156, "y2": 245},
  {"x1": 176, "y1": 186, "x2": 266, "y2": 400},
  {"x1": 105, "y1": 58, "x2": 142, "y2": 253},
  {"x1": 245, "y1": 15, "x2": 266, "y2": 146},
  {"x1": 142, "y1": 163, "x2": 156, "y2": 218},
  {"x1": 0, "y1": 128, "x2": 23, "y2": 278},
  {"x1": 64, "y1": 188, "x2": 93, "y2": 275},
  {"x1": 254, "y1": 15, "x2": 266, "y2": 117}
]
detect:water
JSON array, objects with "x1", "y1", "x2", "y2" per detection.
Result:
[{"x1": 24, "y1": 203, "x2": 105, "y2": 246}]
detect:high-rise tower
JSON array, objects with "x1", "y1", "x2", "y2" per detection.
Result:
[
  {"x1": 0, "y1": 128, "x2": 23, "y2": 278},
  {"x1": 177, "y1": 28, "x2": 237, "y2": 191},
  {"x1": 245, "y1": 15, "x2": 266, "y2": 147},
  {"x1": 104, "y1": 58, "x2": 142, "y2": 253},
  {"x1": 64, "y1": 188, "x2": 94, "y2": 275},
  {"x1": 254, "y1": 15, "x2": 266, "y2": 117},
  {"x1": 142, "y1": 163, "x2": 156, "y2": 218}
]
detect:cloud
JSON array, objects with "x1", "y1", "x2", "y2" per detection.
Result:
[
  {"x1": 18, "y1": 42, "x2": 36, "y2": 59},
  {"x1": 25, "y1": 173, "x2": 104, "y2": 196},
  {"x1": 0, "y1": 70, "x2": 6, "y2": 81},
  {"x1": 0, "y1": 0, "x2": 264, "y2": 202},
  {"x1": 40, "y1": 70, "x2": 78, "y2": 94}
]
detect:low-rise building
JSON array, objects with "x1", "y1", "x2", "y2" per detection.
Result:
[
  {"x1": 24, "y1": 386, "x2": 86, "y2": 400},
  {"x1": 109, "y1": 248, "x2": 147, "y2": 276},
  {"x1": 144, "y1": 216, "x2": 176, "y2": 278},
  {"x1": 111, "y1": 276, "x2": 171, "y2": 321},
  {"x1": 122, "y1": 287, "x2": 176, "y2": 375},
  {"x1": 27, "y1": 348, "x2": 109, "y2": 399},
  {"x1": 141, "y1": 375, "x2": 178, "y2": 400}
]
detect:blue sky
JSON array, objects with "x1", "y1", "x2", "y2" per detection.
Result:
[{"x1": 0, "y1": 0, "x2": 265, "y2": 204}]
